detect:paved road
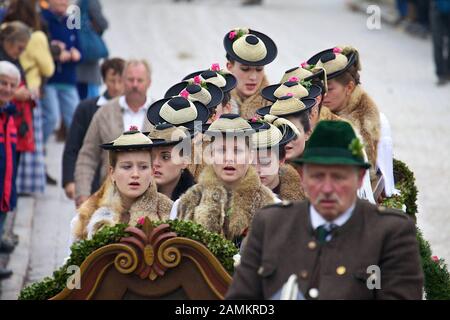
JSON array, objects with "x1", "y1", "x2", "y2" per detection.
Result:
[{"x1": 2, "y1": 0, "x2": 449, "y2": 299}]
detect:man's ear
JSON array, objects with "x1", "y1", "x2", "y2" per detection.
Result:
[{"x1": 109, "y1": 166, "x2": 114, "y2": 178}]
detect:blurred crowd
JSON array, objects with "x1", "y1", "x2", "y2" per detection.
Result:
[{"x1": 0, "y1": 0, "x2": 108, "y2": 279}]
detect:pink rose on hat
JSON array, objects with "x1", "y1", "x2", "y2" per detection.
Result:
[
  {"x1": 193, "y1": 75, "x2": 201, "y2": 84},
  {"x1": 180, "y1": 89, "x2": 189, "y2": 98},
  {"x1": 211, "y1": 63, "x2": 221, "y2": 72}
]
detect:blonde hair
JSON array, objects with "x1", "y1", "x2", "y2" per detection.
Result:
[{"x1": 0, "y1": 21, "x2": 31, "y2": 44}]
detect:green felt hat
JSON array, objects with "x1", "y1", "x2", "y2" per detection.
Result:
[{"x1": 292, "y1": 120, "x2": 370, "y2": 169}]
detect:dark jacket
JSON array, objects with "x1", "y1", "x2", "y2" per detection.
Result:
[
  {"x1": 41, "y1": 9, "x2": 80, "y2": 85},
  {"x1": 226, "y1": 199, "x2": 424, "y2": 300},
  {"x1": 169, "y1": 169, "x2": 195, "y2": 201},
  {"x1": 62, "y1": 95, "x2": 106, "y2": 191}
]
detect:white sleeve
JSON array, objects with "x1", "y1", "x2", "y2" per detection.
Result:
[
  {"x1": 376, "y1": 112, "x2": 400, "y2": 197},
  {"x1": 65, "y1": 214, "x2": 80, "y2": 263},
  {"x1": 358, "y1": 169, "x2": 376, "y2": 204},
  {"x1": 169, "y1": 199, "x2": 180, "y2": 220},
  {"x1": 86, "y1": 207, "x2": 115, "y2": 239}
]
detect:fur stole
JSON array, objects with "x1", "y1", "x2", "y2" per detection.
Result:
[
  {"x1": 177, "y1": 165, "x2": 276, "y2": 241},
  {"x1": 278, "y1": 164, "x2": 305, "y2": 201},
  {"x1": 72, "y1": 177, "x2": 173, "y2": 241},
  {"x1": 230, "y1": 75, "x2": 270, "y2": 119},
  {"x1": 319, "y1": 106, "x2": 345, "y2": 122},
  {"x1": 333, "y1": 85, "x2": 381, "y2": 168}
]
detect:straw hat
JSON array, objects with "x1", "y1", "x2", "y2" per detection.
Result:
[
  {"x1": 100, "y1": 126, "x2": 158, "y2": 151},
  {"x1": 223, "y1": 27, "x2": 277, "y2": 66},
  {"x1": 205, "y1": 113, "x2": 254, "y2": 136},
  {"x1": 164, "y1": 77, "x2": 224, "y2": 109},
  {"x1": 147, "y1": 95, "x2": 209, "y2": 131},
  {"x1": 256, "y1": 95, "x2": 316, "y2": 117},
  {"x1": 249, "y1": 115, "x2": 298, "y2": 150},
  {"x1": 306, "y1": 46, "x2": 360, "y2": 80},
  {"x1": 280, "y1": 64, "x2": 328, "y2": 94},
  {"x1": 146, "y1": 123, "x2": 193, "y2": 147},
  {"x1": 261, "y1": 76, "x2": 322, "y2": 103},
  {"x1": 183, "y1": 63, "x2": 237, "y2": 93}
]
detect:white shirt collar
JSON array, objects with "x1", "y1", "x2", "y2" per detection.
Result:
[
  {"x1": 96, "y1": 94, "x2": 109, "y2": 106},
  {"x1": 119, "y1": 95, "x2": 150, "y2": 112},
  {"x1": 310, "y1": 201, "x2": 356, "y2": 230}
]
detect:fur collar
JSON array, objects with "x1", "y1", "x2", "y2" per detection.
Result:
[
  {"x1": 72, "y1": 178, "x2": 173, "y2": 241},
  {"x1": 230, "y1": 75, "x2": 270, "y2": 119},
  {"x1": 319, "y1": 106, "x2": 344, "y2": 122},
  {"x1": 278, "y1": 164, "x2": 305, "y2": 201},
  {"x1": 178, "y1": 165, "x2": 276, "y2": 240}
]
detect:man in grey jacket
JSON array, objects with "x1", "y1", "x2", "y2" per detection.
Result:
[{"x1": 74, "y1": 60, "x2": 153, "y2": 207}]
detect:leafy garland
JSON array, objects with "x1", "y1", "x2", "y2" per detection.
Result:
[
  {"x1": 18, "y1": 220, "x2": 237, "y2": 300},
  {"x1": 382, "y1": 159, "x2": 450, "y2": 299}
]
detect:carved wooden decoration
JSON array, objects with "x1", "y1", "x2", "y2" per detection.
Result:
[{"x1": 51, "y1": 218, "x2": 232, "y2": 300}]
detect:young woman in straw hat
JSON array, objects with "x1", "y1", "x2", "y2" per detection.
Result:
[
  {"x1": 250, "y1": 115, "x2": 306, "y2": 201},
  {"x1": 306, "y1": 46, "x2": 397, "y2": 198},
  {"x1": 70, "y1": 127, "x2": 173, "y2": 243},
  {"x1": 257, "y1": 93, "x2": 316, "y2": 162},
  {"x1": 273, "y1": 64, "x2": 345, "y2": 129},
  {"x1": 147, "y1": 91, "x2": 211, "y2": 181},
  {"x1": 147, "y1": 123, "x2": 195, "y2": 201},
  {"x1": 179, "y1": 63, "x2": 238, "y2": 179},
  {"x1": 170, "y1": 114, "x2": 278, "y2": 247},
  {"x1": 306, "y1": 46, "x2": 380, "y2": 169},
  {"x1": 223, "y1": 27, "x2": 277, "y2": 119}
]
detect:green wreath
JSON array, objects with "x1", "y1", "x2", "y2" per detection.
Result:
[
  {"x1": 382, "y1": 159, "x2": 450, "y2": 299},
  {"x1": 18, "y1": 220, "x2": 238, "y2": 300}
]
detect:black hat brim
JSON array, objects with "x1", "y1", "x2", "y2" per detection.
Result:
[
  {"x1": 261, "y1": 84, "x2": 322, "y2": 103},
  {"x1": 164, "y1": 82, "x2": 223, "y2": 109},
  {"x1": 183, "y1": 70, "x2": 237, "y2": 93},
  {"x1": 141, "y1": 131, "x2": 195, "y2": 148},
  {"x1": 99, "y1": 143, "x2": 160, "y2": 151},
  {"x1": 256, "y1": 98, "x2": 317, "y2": 117},
  {"x1": 249, "y1": 121, "x2": 296, "y2": 149},
  {"x1": 307, "y1": 48, "x2": 357, "y2": 80},
  {"x1": 223, "y1": 29, "x2": 277, "y2": 66},
  {"x1": 147, "y1": 98, "x2": 210, "y2": 131}
]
